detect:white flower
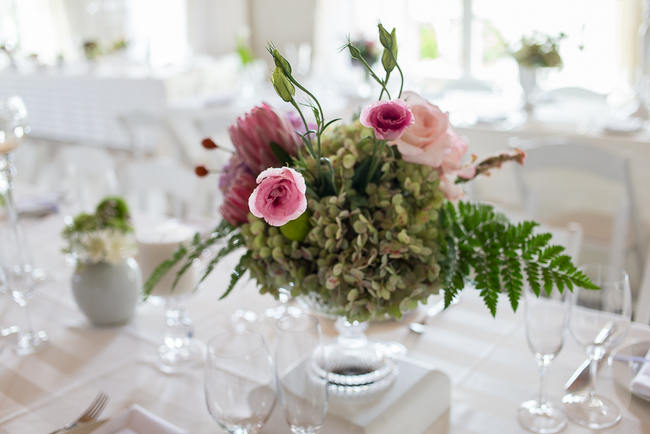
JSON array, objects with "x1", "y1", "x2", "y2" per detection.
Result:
[{"x1": 72, "y1": 229, "x2": 136, "y2": 265}]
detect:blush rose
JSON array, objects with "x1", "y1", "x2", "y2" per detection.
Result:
[{"x1": 248, "y1": 167, "x2": 307, "y2": 227}]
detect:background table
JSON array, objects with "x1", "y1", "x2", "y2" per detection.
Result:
[{"x1": 1, "y1": 214, "x2": 649, "y2": 433}]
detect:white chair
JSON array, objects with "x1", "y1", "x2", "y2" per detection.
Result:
[
  {"x1": 38, "y1": 146, "x2": 119, "y2": 215},
  {"x1": 123, "y1": 158, "x2": 203, "y2": 219},
  {"x1": 512, "y1": 139, "x2": 645, "y2": 290},
  {"x1": 636, "y1": 248, "x2": 650, "y2": 324}
]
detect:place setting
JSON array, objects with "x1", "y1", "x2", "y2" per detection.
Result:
[{"x1": 2, "y1": 3, "x2": 650, "y2": 433}]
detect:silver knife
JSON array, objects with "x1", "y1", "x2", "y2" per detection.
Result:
[{"x1": 564, "y1": 322, "x2": 618, "y2": 392}]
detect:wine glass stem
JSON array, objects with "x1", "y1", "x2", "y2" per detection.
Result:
[
  {"x1": 163, "y1": 297, "x2": 193, "y2": 349},
  {"x1": 537, "y1": 361, "x2": 548, "y2": 406},
  {"x1": 19, "y1": 300, "x2": 34, "y2": 338},
  {"x1": 588, "y1": 356, "x2": 599, "y2": 398}
]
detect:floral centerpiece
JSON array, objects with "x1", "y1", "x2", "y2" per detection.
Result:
[
  {"x1": 511, "y1": 32, "x2": 566, "y2": 110},
  {"x1": 62, "y1": 197, "x2": 136, "y2": 265},
  {"x1": 512, "y1": 32, "x2": 565, "y2": 69},
  {"x1": 144, "y1": 24, "x2": 595, "y2": 387},
  {"x1": 63, "y1": 197, "x2": 141, "y2": 326},
  {"x1": 146, "y1": 25, "x2": 594, "y2": 315}
]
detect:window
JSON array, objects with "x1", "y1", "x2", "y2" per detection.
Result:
[{"x1": 316, "y1": 0, "x2": 640, "y2": 93}]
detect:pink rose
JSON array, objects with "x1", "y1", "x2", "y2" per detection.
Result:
[
  {"x1": 248, "y1": 167, "x2": 307, "y2": 227},
  {"x1": 360, "y1": 99, "x2": 414, "y2": 140},
  {"x1": 389, "y1": 91, "x2": 475, "y2": 200},
  {"x1": 390, "y1": 91, "x2": 469, "y2": 170}
]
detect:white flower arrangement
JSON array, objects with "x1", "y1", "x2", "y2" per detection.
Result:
[
  {"x1": 67, "y1": 229, "x2": 137, "y2": 265},
  {"x1": 62, "y1": 197, "x2": 136, "y2": 266}
]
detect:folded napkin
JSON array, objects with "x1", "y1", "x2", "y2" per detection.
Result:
[
  {"x1": 630, "y1": 348, "x2": 650, "y2": 400},
  {"x1": 92, "y1": 405, "x2": 187, "y2": 434},
  {"x1": 15, "y1": 193, "x2": 59, "y2": 217}
]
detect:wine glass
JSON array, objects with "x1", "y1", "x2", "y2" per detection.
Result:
[
  {"x1": 205, "y1": 329, "x2": 276, "y2": 433},
  {"x1": 136, "y1": 222, "x2": 204, "y2": 373},
  {"x1": 517, "y1": 285, "x2": 570, "y2": 433},
  {"x1": 275, "y1": 311, "x2": 328, "y2": 434},
  {"x1": 562, "y1": 264, "x2": 632, "y2": 430},
  {"x1": 0, "y1": 214, "x2": 48, "y2": 355}
]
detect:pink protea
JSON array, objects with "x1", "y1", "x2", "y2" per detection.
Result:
[
  {"x1": 219, "y1": 155, "x2": 257, "y2": 226},
  {"x1": 228, "y1": 103, "x2": 302, "y2": 175}
]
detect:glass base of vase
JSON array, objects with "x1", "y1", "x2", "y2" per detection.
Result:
[
  {"x1": 312, "y1": 318, "x2": 397, "y2": 394},
  {"x1": 14, "y1": 329, "x2": 48, "y2": 356},
  {"x1": 158, "y1": 340, "x2": 204, "y2": 374}
]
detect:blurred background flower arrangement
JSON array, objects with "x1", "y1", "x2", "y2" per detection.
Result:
[
  {"x1": 512, "y1": 32, "x2": 566, "y2": 69},
  {"x1": 61, "y1": 196, "x2": 136, "y2": 266}
]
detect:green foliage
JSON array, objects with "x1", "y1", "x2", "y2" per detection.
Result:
[
  {"x1": 438, "y1": 201, "x2": 598, "y2": 316},
  {"x1": 240, "y1": 122, "x2": 446, "y2": 322},
  {"x1": 512, "y1": 32, "x2": 566, "y2": 68},
  {"x1": 280, "y1": 212, "x2": 311, "y2": 241},
  {"x1": 235, "y1": 37, "x2": 255, "y2": 65},
  {"x1": 142, "y1": 220, "x2": 237, "y2": 298},
  {"x1": 267, "y1": 45, "x2": 339, "y2": 198},
  {"x1": 62, "y1": 196, "x2": 133, "y2": 239},
  {"x1": 269, "y1": 141, "x2": 292, "y2": 166},
  {"x1": 343, "y1": 23, "x2": 404, "y2": 100},
  {"x1": 419, "y1": 25, "x2": 439, "y2": 60}
]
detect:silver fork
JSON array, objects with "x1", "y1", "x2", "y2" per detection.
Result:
[{"x1": 50, "y1": 392, "x2": 109, "y2": 434}]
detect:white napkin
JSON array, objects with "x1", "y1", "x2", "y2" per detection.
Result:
[
  {"x1": 630, "y1": 348, "x2": 650, "y2": 399},
  {"x1": 91, "y1": 405, "x2": 187, "y2": 434}
]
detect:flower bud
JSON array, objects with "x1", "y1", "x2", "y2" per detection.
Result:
[
  {"x1": 194, "y1": 165, "x2": 209, "y2": 177},
  {"x1": 201, "y1": 137, "x2": 218, "y2": 149},
  {"x1": 271, "y1": 67, "x2": 295, "y2": 102}
]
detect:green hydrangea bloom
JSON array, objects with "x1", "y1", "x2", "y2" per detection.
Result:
[{"x1": 241, "y1": 122, "x2": 445, "y2": 321}]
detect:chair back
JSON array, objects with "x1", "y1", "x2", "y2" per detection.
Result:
[
  {"x1": 512, "y1": 139, "x2": 644, "y2": 286},
  {"x1": 124, "y1": 158, "x2": 200, "y2": 219}
]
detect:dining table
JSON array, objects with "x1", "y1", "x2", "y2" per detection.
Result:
[{"x1": 1, "y1": 212, "x2": 649, "y2": 433}]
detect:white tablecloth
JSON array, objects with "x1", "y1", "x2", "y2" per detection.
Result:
[{"x1": 1, "y1": 215, "x2": 649, "y2": 433}]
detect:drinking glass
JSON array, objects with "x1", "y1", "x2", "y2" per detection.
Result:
[
  {"x1": 136, "y1": 224, "x2": 203, "y2": 373},
  {"x1": 0, "y1": 215, "x2": 48, "y2": 355},
  {"x1": 517, "y1": 286, "x2": 570, "y2": 433},
  {"x1": 205, "y1": 329, "x2": 276, "y2": 433},
  {"x1": 276, "y1": 311, "x2": 327, "y2": 434},
  {"x1": 562, "y1": 264, "x2": 632, "y2": 430}
]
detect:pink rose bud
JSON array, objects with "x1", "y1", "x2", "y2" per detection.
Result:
[
  {"x1": 248, "y1": 167, "x2": 307, "y2": 227},
  {"x1": 360, "y1": 99, "x2": 414, "y2": 141}
]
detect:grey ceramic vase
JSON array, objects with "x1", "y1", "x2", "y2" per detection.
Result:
[{"x1": 72, "y1": 258, "x2": 142, "y2": 326}]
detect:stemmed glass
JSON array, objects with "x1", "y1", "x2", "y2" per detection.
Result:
[
  {"x1": 562, "y1": 264, "x2": 632, "y2": 430},
  {"x1": 275, "y1": 311, "x2": 328, "y2": 434},
  {"x1": 205, "y1": 329, "x2": 276, "y2": 433},
  {"x1": 0, "y1": 210, "x2": 48, "y2": 355},
  {"x1": 136, "y1": 225, "x2": 204, "y2": 373},
  {"x1": 518, "y1": 285, "x2": 570, "y2": 433}
]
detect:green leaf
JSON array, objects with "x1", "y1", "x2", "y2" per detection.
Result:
[
  {"x1": 280, "y1": 211, "x2": 311, "y2": 241},
  {"x1": 219, "y1": 251, "x2": 251, "y2": 299},
  {"x1": 269, "y1": 141, "x2": 292, "y2": 165},
  {"x1": 200, "y1": 233, "x2": 245, "y2": 284},
  {"x1": 438, "y1": 201, "x2": 598, "y2": 316},
  {"x1": 143, "y1": 244, "x2": 187, "y2": 298}
]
